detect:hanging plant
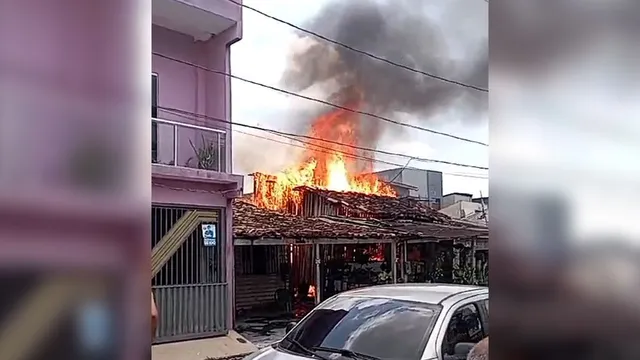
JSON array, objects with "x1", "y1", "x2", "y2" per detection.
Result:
[{"x1": 187, "y1": 134, "x2": 218, "y2": 170}]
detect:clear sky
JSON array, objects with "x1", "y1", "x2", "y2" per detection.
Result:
[{"x1": 230, "y1": 0, "x2": 489, "y2": 197}]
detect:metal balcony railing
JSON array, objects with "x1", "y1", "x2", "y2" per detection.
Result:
[{"x1": 152, "y1": 117, "x2": 227, "y2": 172}]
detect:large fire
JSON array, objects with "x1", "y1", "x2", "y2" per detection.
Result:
[{"x1": 253, "y1": 106, "x2": 396, "y2": 210}]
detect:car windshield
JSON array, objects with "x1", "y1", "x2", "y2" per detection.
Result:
[{"x1": 280, "y1": 295, "x2": 441, "y2": 360}]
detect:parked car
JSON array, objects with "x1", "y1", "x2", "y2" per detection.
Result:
[{"x1": 244, "y1": 283, "x2": 488, "y2": 360}]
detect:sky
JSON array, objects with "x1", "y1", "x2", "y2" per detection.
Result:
[{"x1": 230, "y1": 0, "x2": 489, "y2": 197}]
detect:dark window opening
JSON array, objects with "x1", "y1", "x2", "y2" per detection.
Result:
[{"x1": 252, "y1": 245, "x2": 268, "y2": 275}]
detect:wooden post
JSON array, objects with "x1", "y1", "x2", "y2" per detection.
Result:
[
  {"x1": 403, "y1": 241, "x2": 409, "y2": 283},
  {"x1": 399, "y1": 242, "x2": 404, "y2": 282},
  {"x1": 391, "y1": 240, "x2": 397, "y2": 284},
  {"x1": 314, "y1": 243, "x2": 321, "y2": 304},
  {"x1": 471, "y1": 239, "x2": 477, "y2": 272},
  {"x1": 453, "y1": 244, "x2": 460, "y2": 282}
]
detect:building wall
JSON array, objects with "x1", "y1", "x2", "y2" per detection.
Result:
[
  {"x1": 375, "y1": 168, "x2": 443, "y2": 205},
  {"x1": 440, "y1": 201, "x2": 484, "y2": 220},
  {"x1": 152, "y1": 17, "x2": 242, "y2": 333},
  {"x1": 390, "y1": 184, "x2": 411, "y2": 198},
  {"x1": 441, "y1": 193, "x2": 473, "y2": 208},
  {"x1": 234, "y1": 245, "x2": 286, "y2": 314},
  {"x1": 152, "y1": 24, "x2": 240, "y2": 173}
]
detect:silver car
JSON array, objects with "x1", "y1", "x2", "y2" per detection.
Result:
[{"x1": 244, "y1": 283, "x2": 489, "y2": 360}]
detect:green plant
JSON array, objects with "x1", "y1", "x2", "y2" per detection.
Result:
[
  {"x1": 188, "y1": 134, "x2": 219, "y2": 170},
  {"x1": 426, "y1": 251, "x2": 446, "y2": 283},
  {"x1": 453, "y1": 260, "x2": 488, "y2": 285}
]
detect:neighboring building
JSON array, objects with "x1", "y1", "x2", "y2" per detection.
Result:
[
  {"x1": 233, "y1": 187, "x2": 488, "y2": 314},
  {"x1": 385, "y1": 181, "x2": 419, "y2": 198},
  {"x1": 440, "y1": 200, "x2": 488, "y2": 226},
  {"x1": 151, "y1": 0, "x2": 244, "y2": 344},
  {"x1": 441, "y1": 192, "x2": 474, "y2": 208},
  {"x1": 374, "y1": 168, "x2": 443, "y2": 207},
  {"x1": 440, "y1": 193, "x2": 488, "y2": 226}
]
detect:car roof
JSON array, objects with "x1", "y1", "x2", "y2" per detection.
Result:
[{"x1": 336, "y1": 283, "x2": 487, "y2": 305}]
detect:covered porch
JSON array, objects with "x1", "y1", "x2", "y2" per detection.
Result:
[{"x1": 232, "y1": 199, "x2": 489, "y2": 322}]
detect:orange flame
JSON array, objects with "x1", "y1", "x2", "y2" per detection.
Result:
[{"x1": 253, "y1": 106, "x2": 396, "y2": 210}]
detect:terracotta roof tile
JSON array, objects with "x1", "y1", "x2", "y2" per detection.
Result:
[
  {"x1": 233, "y1": 200, "x2": 404, "y2": 239},
  {"x1": 294, "y1": 186, "x2": 453, "y2": 223}
]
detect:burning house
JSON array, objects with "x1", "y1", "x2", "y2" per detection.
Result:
[
  {"x1": 231, "y1": 0, "x2": 488, "y2": 321},
  {"x1": 231, "y1": 74, "x2": 488, "y2": 321},
  {"x1": 232, "y1": 174, "x2": 487, "y2": 320}
]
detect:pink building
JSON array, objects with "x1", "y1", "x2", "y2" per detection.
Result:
[{"x1": 151, "y1": 0, "x2": 243, "y2": 343}]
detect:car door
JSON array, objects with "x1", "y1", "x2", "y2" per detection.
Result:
[{"x1": 437, "y1": 295, "x2": 488, "y2": 360}]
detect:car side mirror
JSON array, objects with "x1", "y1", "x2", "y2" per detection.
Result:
[
  {"x1": 454, "y1": 342, "x2": 475, "y2": 356},
  {"x1": 285, "y1": 321, "x2": 297, "y2": 334}
]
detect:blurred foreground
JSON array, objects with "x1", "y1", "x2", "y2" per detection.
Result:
[
  {"x1": 0, "y1": 0, "x2": 150, "y2": 359},
  {"x1": 491, "y1": 0, "x2": 640, "y2": 359}
]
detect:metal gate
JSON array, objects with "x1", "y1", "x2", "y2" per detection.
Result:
[{"x1": 151, "y1": 205, "x2": 228, "y2": 343}]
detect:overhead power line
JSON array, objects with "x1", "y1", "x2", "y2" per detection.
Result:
[
  {"x1": 152, "y1": 52, "x2": 489, "y2": 147},
  {"x1": 225, "y1": 0, "x2": 489, "y2": 93},
  {"x1": 388, "y1": 158, "x2": 415, "y2": 183},
  {"x1": 235, "y1": 129, "x2": 489, "y2": 179},
  {"x1": 158, "y1": 106, "x2": 489, "y2": 171}
]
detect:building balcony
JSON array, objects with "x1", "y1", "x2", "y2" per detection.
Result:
[
  {"x1": 152, "y1": 0, "x2": 242, "y2": 41},
  {"x1": 152, "y1": 118, "x2": 242, "y2": 187}
]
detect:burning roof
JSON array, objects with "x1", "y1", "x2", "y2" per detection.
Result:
[
  {"x1": 233, "y1": 198, "x2": 487, "y2": 241},
  {"x1": 293, "y1": 186, "x2": 452, "y2": 223},
  {"x1": 233, "y1": 199, "x2": 404, "y2": 240}
]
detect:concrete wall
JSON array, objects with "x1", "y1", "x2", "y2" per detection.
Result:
[
  {"x1": 440, "y1": 201, "x2": 483, "y2": 219},
  {"x1": 375, "y1": 168, "x2": 443, "y2": 204},
  {"x1": 152, "y1": 24, "x2": 240, "y2": 173},
  {"x1": 442, "y1": 193, "x2": 473, "y2": 208},
  {"x1": 390, "y1": 185, "x2": 411, "y2": 198}
]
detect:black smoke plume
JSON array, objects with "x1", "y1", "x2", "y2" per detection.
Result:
[{"x1": 281, "y1": 0, "x2": 488, "y2": 147}]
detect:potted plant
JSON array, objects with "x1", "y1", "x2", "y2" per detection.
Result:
[{"x1": 187, "y1": 134, "x2": 219, "y2": 170}]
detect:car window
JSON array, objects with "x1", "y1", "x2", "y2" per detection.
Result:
[
  {"x1": 441, "y1": 303, "x2": 485, "y2": 356},
  {"x1": 282, "y1": 296, "x2": 441, "y2": 360}
]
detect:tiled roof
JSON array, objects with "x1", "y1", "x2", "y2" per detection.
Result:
[
  {"x1": 294, "y1": 186, "x2": 453, "y2": 223},
  {"x1": 233, "y1": 200, "x2": 404, "y2": 240},
  {"x1": 233, "y1": 198, "x2": 488, "y2": 241}
]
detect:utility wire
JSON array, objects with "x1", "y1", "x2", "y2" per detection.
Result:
[
  {"x1": 225, "y1": 0, "x2": 489, "y2": 93},
  {"x1": 389, "y1": 158, "x2": 414, "y2": 183},
  {"x1": 250, "y1": 131, "x2": 488, "y2": 179},
  {"x1": 152, "y1": 52, "x2": 489, "y2": 147},
  {"x1": 158, "y1": 106, "x2": 489, "y2": 171},
  {"x1": 234, "y1": 129, "x2": 488, "y2": 179},
  {"x1": 154, "y1": 107, "x2": 487, "y2": 178}
]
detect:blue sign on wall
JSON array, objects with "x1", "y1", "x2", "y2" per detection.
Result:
[{"x1": 201, "y1": 224, "x2": 217, "y2": 246}]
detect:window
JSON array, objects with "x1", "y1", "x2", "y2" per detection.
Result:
[
  {"x1": 252, "y1": 245, "x2": 268, "y2": 275},
  {"x1": 481, "y1": 300, "x2": 489, "y2": 335},
  {"x1": 281, "y1": 296, "x2": 440, "y2": 360},
  {"x1": 152, "y1": 73, "x2": 158, "y2": 163},
  {"x1": 442, "y1": 303, "x2": 485, "y2": 357}
]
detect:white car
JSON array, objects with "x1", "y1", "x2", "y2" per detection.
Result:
[{"x1": 245, "y1": 283, "x2": 489, "y2": 360}]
